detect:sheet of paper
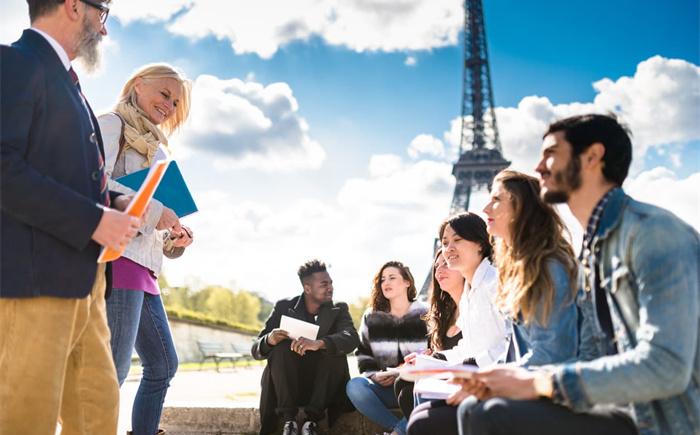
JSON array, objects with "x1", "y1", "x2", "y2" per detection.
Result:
[
  {"x1": 280, "y1": 315, "x2": 319, "y2": 340},
  {"x1": 414, "y1": 354, "x2": 451, "y2": 369},
  {"x1": 414, "y1": 377, "x2": 461, "y2": 400}
]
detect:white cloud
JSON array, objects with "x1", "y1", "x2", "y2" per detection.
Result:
[
  {"x1": 443, "y1": 57, "x2": 700, "y2": 176},
  {"x1": 178, "y1": 74, "x2": 325, "y2": 172},
  {"x1": 593, "y1": 56, "x2": 700, "y2": 155},
  {"x1": 111, "y1": 0, "x2": 463, "y2": 59},
  {"x1": 405, "y1": 56, "x2": 417, "y2": 67},
  {"x1": 625, "y1": 167, "x2": 700, "y2": 231},
  {"x1": 0, "y1": 2, "x2": 28, "y2": 44},
  {"x1": 408, "y1": 134, "x2": 445, "y2": 159},
  {"x1": 165, "y1": 154, "x2": 456, "y2": 301},
  {"x1": 110, "y1": 0, "x2": 192, "y2": 25}
]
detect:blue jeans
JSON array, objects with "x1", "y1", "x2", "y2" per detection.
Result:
[
  {"x1": 107, "y1": 289, "x2": 178, "y2": 435},
  {"x1": 346, "y1": 376, "x2": 407, "y2": 435}
]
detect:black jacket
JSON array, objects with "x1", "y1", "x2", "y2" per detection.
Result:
[
  {"x1": 252, "y1": 294, "x2": 359, "y2": 434},
  {"x1": 1, "y1": 30, "x2": 118, "y2": 298}
]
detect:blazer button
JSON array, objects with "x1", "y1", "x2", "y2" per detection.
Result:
[
  {"x1": 91, "y1": 170, "x2": 100, "y2": 181},
  {"x1": 90, "y1": 133, "x2": 97, "y2": 144}
]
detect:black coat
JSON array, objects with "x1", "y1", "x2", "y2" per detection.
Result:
[
  {"x1": 252, "y1": 294, "x2": 359, "y2": 435},
  {"x1": 1, "y1": 30, "x2": 118, "y2": 298}
]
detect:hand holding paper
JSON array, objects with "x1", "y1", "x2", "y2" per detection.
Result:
[{"x1": 280, "y1": 315, "x2": 319, "y2": 340}]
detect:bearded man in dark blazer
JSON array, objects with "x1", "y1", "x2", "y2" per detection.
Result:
[
  {"x1": 252, "y1": 259, "x2": 360, "y2": 435},
  {"x1": 0, "y1": 0, "x2": 140, "y2": 433}
]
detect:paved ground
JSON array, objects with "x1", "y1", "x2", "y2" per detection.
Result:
[{"x1": 118, "y1": 365, "x2": 264, "y2": 434}]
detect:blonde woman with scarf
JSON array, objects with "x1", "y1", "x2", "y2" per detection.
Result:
[{"x1": 98, "y1": 63, "x2": 193, "y2": 435}]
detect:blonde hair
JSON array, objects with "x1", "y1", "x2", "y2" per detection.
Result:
[
  {"x1": 117, "y1": 63, "x2": 192, "y2": 136},
  {"x1": 492, "y1": 170, "x2": 577, "y2": 326}
]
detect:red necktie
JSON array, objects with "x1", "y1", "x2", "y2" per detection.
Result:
[{"x1": 69, "y1": 67, "x2": 110, "y2": 207}]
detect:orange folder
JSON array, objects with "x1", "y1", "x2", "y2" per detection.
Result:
[{"x1": 97, "y1": 158, "x2": 171, "y2": 263}]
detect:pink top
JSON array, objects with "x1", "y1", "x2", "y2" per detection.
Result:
[{"x1": 112, "y1": 257, "x2": 160, "y2": 295}]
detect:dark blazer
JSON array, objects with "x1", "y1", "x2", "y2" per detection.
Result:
[
  {"x1": 1, "y1": 29, "x2": 116, "y2": 298},
  {"x1": 252, "y1": 294, "x2": 359, "y2": 434}
]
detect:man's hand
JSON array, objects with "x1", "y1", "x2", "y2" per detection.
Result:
[
  {"x1": 290, "y1": 337, "x2": 325, "y2": 356},
  {"x1": 157, "y1": 206, "x2": 181, "y2": 232},
  {"x1": 473, "y1": 367, "x2": 538, "y2": 400},
  {"x1": 91, "y1": 207, "x2": 140, "y2": 251},
  {"x1": 266, "y1": 329, "x2": 289, "y2": 346},
  {"x1": 371, "y1": 372, "x2": 397, "y2": 387},
  {"x1": 448, "y1": 377, "x2": 489, "y2": 404}
]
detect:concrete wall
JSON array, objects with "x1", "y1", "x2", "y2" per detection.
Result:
[{"x1": 168, "y1": 318, "x2": 258, "y2": 363}]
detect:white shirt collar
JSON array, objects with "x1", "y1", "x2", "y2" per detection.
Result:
[
  {"x1": 466, "y1": 257, "x2": 494, "y2": 292},
  {"x1": 30, "y1": 27, "x2": 71, "y2": 71}
]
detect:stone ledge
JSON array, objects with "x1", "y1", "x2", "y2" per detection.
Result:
[{"x1": 161, "y1": 405, "x2": 392, "y2": 435}]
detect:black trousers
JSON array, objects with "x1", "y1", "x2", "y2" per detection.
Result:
[
  {"x1": 268, "y1": 340, "x2": 347, "y2": 422},
  {"x1": 408, "y1": 397, "x2": 638, "y2": 435},
  {"x1": 407, "y1": 399, "x2": 459, "y2": 435},
  {"x1": 394, "y1": 378, "x2": 416, "y2": 418}
]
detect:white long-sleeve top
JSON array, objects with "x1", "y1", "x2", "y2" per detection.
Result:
[{"x1": 441, "y1": 258, "x2": 509, "y2": 367}]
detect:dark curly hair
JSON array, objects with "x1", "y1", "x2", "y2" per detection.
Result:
[
  {"x1": 369, "y1": 261, "x2": 417, "y2": 313},
  {"x1": 297, "y1": 259, "x2": 327, "y2": 285}
]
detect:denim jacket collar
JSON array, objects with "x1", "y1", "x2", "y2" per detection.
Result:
[{"x1": 591, "y1": 187, "x2": 629, "y2": 245}]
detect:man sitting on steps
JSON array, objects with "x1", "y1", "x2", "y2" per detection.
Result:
[{"x1": 252, "y1": 259, "x2": 360, "y2": 435}]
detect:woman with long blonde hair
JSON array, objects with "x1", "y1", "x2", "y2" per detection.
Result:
[
  {"x1": 98, "y1": 63, "x2": 193, "y2": 435},
  {"x1": 484, "y1": 169, "x2": 578, "y2": 366}
]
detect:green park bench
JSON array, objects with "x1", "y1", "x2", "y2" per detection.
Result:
[{"x1": 197, "y1": 340, "x2": 243, "y2": 372}]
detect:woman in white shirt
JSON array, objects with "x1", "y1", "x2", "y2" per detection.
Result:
[
  {"x1": 438, "y1": 212, "x2": 508, "y2": 366},
  {"x1": 407, "y1": 213, "x2": 507, "y2": 435}
]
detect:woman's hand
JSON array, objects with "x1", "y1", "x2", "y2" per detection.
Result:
[
  {"x1": 171, "y1": 225, "x2": 193, "y2": 248},
  {"x1": 372, "y1": 372, "x2": 397, "y2": 387},
  {"x1": 157, "y1": 206, "x2": 181, "y2": 232}
]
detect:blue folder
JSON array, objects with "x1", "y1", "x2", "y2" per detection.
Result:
[{"x1": 116, "y1": 161, "x2": 198, "y2": 218}]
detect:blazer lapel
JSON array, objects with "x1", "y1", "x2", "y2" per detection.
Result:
[{"x1": 317, "y1": 303, "x2": 340, "y2": 338}]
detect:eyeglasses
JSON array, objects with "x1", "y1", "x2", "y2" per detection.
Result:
[{"x1": 80, "y1": 0, "x2": 110, "y2": 26}]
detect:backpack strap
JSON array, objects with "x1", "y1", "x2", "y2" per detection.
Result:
[{"x1": 110, "y1": 111, "x2": 127, "y2": 162}]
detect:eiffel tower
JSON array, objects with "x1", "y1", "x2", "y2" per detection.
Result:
[{"x1": 420, "y1": 0, "x2": 510, "y2": 296}]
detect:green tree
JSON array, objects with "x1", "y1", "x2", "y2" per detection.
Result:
[
  {"x1": 231, "y1": 290, "x2": 262, "y2": 326},
  {"x1": 161, "y1": 286, "x2": 193, "y2": 310},
  {"x1": 348, "y1": 296, "x2": 369, "y2": 329}
]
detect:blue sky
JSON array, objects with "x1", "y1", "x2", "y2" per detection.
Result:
[{"x1": 3, "y1": 0, "x2": 698, "y2": 301}]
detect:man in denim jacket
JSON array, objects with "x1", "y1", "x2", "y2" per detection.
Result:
[{"x1": 455, "y1": 114, "x2": 699, "y2": 435}]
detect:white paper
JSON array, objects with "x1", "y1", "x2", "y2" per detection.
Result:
[
  {"x1": 414, "y1": 354, "x2": 451, "y2": 369},
  {"x1": 414, "y1": 377, "x2": 461, "y2": 400},
  {"x1": 280, "y1": 315, "x2": 319, "y2": 340}
]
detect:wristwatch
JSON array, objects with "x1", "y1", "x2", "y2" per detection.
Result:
[{"x1": 533, "y1": 370, "x2": 554, "y2": 398}]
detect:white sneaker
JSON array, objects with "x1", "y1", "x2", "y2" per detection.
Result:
[
  {"x1": 282, "y1": 420, "x2": 298, "y2": 435},
  {"x1": 301, "y1": 420, "x2": 319, "y2": 435}
]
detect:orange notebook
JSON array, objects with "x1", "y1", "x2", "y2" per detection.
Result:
[{"x1": 98, "y1": 148, "x2": 171, "y2": 263}]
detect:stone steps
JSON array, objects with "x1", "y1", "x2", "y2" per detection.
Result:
[{"x1": 161, "y1": 406, "x2": 390, "y2": 435}]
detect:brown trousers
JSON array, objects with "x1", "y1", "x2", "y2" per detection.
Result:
[{"x1": 0, "y1": 264, "x2": 119, "y2": 434}]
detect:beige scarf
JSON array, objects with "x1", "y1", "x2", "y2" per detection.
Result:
[{"x1": 115, "y1": 98, "x2": 169, "y2": 167}]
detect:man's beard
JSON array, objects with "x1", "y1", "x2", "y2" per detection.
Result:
[
  {"x1": 74, "y1": 14, "x2": 102, "y2": 73},
  {"x1": 542, "y1": 155, "x2": 582, "y2": 204}
]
